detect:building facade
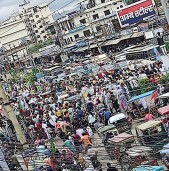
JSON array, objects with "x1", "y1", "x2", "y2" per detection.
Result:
[
  {"x1": 19, "y1": 1, "x2": 54, "y2": 44},
  {"x1": 0, "y1": 0, "x2": 54, "y2": 50},
  {"x1": 0, "y1": 15, "x2": 29, "y2": 49},
  {"x1": 57, "y1": 0, "x2": 125, "y2": 48}
]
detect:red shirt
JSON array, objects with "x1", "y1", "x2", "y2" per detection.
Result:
[
  {"x1": 35, "y1": 122, "x2": 41, "y2": 129},
  {"x1": 85, "y1": 130, "x2": 89, "y2": 136}
]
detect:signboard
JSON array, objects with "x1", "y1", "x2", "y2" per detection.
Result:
[{"x1": 117, "y1": 0, "x2": 155, "y2": 28}]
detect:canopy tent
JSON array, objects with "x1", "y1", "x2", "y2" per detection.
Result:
[
  {"x1": 158, "y1": 105, "x2": 169, "y2": 115},
  {"x1": 109, "y1": 132, "x2": 134, "y2": 143},
  {"x1": 127, "y1": 146, "x2": 152, "y2": 157},
  {"x1": 158, "y1": 92, "x2": 169, "y2": 99},
  {"x1": 108, "y1": 113, "x2": 126, "y2": 124},
  {"x1": 128, "y1": 90, "x2": 155, "y2": 102},
  {"x1": 160, "y1": 143, "x2": 169, "y2": 154},
  {"x1": 136, "y1": 121, "x2": 162, "y2": 131},
  {"x1": 132, "y1": 165, "x2": 164, "y2": 171},
  {"x1": 98, "y1": 125, "x2": 116, "y2": 134}
]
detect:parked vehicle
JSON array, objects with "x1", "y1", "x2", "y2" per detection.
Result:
[
  {"x1": 107, "y1": 133, "x2": 134, "y2": 160},
  {"x1": 135, "y1": 120, "x2": 168, "y2": 150},
  {"x1": 108, "y1": 113, "x2": 132, "y2": 134}
]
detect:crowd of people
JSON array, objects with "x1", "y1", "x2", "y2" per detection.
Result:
[{"x1": 1, "y1": 59, "x2": 169, "y2": 170}]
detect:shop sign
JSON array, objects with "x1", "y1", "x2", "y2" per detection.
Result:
[{"x1": 117, "y1": 0, "x2": 155, "y2": 28}]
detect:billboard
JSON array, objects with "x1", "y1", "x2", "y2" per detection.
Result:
[{"x1": 117, "y1": 0, "x2": 155, "y2": 28}]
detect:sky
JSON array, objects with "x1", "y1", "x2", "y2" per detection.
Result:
[{"x1": 0, "y1": 0, "x2": 81, "y2": 22}]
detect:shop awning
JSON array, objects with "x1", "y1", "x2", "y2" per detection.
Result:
[
  {"x1": 104, "y1": 38, "x2": 121, "y2": 46},
  {"x1": 89, "y1": 44, "x2": 98, "y2": 49},
  {"x1": 131, "y1": 31, "x2": 144, "y2": 38},
  {"x1": 121, "y1": 34, "x2": 132, "y2": 40}
]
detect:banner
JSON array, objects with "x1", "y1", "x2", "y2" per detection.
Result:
[{"x1": 117, "y1": 0, "x2": 155, "y2": 28}]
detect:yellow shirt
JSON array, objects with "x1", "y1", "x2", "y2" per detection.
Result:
[{"x1": 56, "y1": 111, "x2": 61, "y2": 117}]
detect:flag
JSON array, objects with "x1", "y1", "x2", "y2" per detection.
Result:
[
  {"x1": 151, "y1": 91, "x2": 158, "y2": 100},
  {"x1": 50, "y1": 141, "x2": 55, "y2": 154}
]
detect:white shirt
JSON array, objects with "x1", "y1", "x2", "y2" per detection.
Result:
[
  {"x1": 76, "y1": 128, "x2": 84, "y2": 138},
  {"x1": 86, "y1": 126, "x2": 93, "y2": 137},
  {"x1": 49, "y1": 115, "x2": 57, "y2": 126},
  {"x1": 88, "y1": 114, "x2": 96, "y2": 124},
  {"x1": 139, "y1": 73, "x2": 147, "y2": 79}
]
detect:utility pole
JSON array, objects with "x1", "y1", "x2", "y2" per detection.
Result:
[{"x1": 161, "y1": 0, "x2": 169, "y2": 25}]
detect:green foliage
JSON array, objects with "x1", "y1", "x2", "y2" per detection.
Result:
[
  {"x1": 32, "y1": 68, "x2": 39, "y2": 75},
  {"x1": 165, "y1": 41, "x2": 169, "y2": 51},
  {"x1": 161, "y1": 73, "x2": 169, "y2": 84},
  {"x1": 25, "y1": 73, "x2": 36, "y2": 83},
  {"x1": 126, "y1": 73, "x2": 169, "y2": 96},
  {"x1": 138, "y1": 78, "x2": 153, "y2": 94},
  {"x1": 29, "y1": 39, "x2": 53, "y2": 53}
]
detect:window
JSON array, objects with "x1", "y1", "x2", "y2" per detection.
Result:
[
  {"x1": 29, "y1": 14, "x2": 33, "y2": 17},
  {"x1": 93, "y1": 14, "x2": 99, "y2": 20},
  {"x1": 120, "y1": 5, "x2": 123, "y2": 8},
  {"x1": 33, "y1": 25, "x2": 36, "y2": 28},
  {"x1": 43, "y1": 36, "x2": 47, "y2": 39},
  {"x1": 35, "y1": 30, "x2": 38, "y2": 33},
  {"x1": 64, "y1": 39, "x2": 67, "y2": 44},
  {"x1": 39, "y1": 25, "x2": 43, "y2": 28},
  {"x1": 93, "y1": 10, "x2": 95, "y2": 13},
  {"x1": 96, "y1": 26, "x2": 102, "y2": 32},
  {"x1": 83, "y1": 30, "x2": 91, "y2": 37},
  {"x1": 70, "y1": 37, "x2": 73, "y2": 41},
  {"x1": 31, "y1": 19, "x2": 35, "y2": 23},
  {"x1": 37, "y1": 35, "x2": 40, "y2": 38},
  {"x1": 101, "y1": 0, "x2": 105, "y2": 3},
  {"x1": 67, "y1": 38, "x2": 71, "y2": 44},
  {"x1": 37, "y1": 20, "x2": 41, "y2": 24},
  {"x1": 41, "y1": 30, "x2": 45, "y2": 33},
  {"x1": 117, "y1": 7, "x2": 119, "y2": 9},
  {"x1": 74, "y1": 34, "x2": 79, "y2": 39},
  {"x1": 38, "y1": 40, "x2": 43, "y2": 43},
  {"x1": 104, "y1": 10, "x2": 110, "y2": 16},
  {"x1": 80, "y1": 19, "x2": 86, "y2": 24},
  {"x1": 36, "y1": 15, "x2": 39, "y2": 18},
  {"x1": 33, "y1": 7, "x2": 38, "y2": 13}
]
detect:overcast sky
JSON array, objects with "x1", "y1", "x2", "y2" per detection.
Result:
[{"x1": 0, "y1": 0, "x2": 80, "y2": 22}]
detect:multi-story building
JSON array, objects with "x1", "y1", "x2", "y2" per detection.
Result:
[
  {"x1": 57, "y1": 0, "x2": 125, "y2": 48},
  {"x1": 19, "y1": 0, "x2": 54, "y2": 44},
  {"x1": 0, "y1": 0, "x2": 54, "y2": 50},
  {"x1": 0, "y1": 15, "x2": 29, "y2": 49}
]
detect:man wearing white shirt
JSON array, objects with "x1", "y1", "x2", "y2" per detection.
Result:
[{"x1": 49, "y1": 113, "x2": 57, "y2": 127}]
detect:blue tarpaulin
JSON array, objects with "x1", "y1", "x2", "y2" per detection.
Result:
[
  {"x1": 132, "y1": 165, "x2": 164, "y2": 171},
  {"x1": 128, "y1": 90, "x2": 155, "y2": 102}
]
